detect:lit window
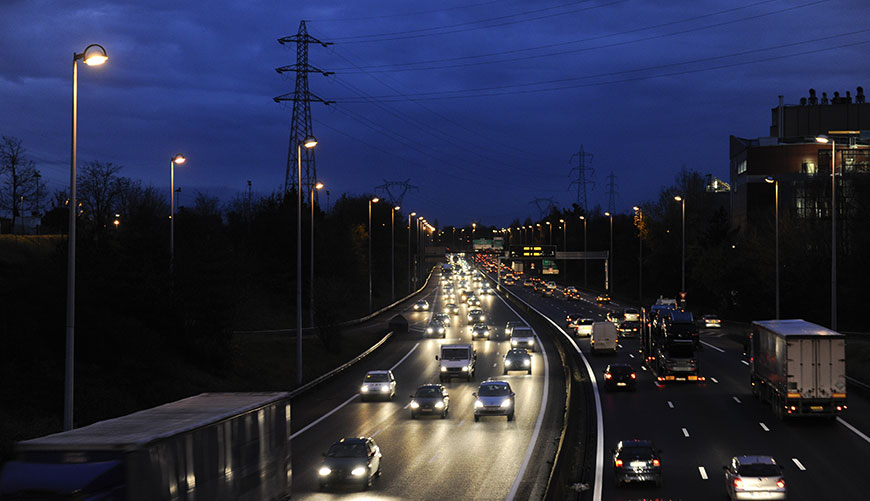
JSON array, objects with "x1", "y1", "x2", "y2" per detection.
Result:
[
  {"x1": 802, "y1": 161, "x2": 816, "y2": 175},
  {"x1": 737, "y1": 160, "x2": 747, "y2": 174}
]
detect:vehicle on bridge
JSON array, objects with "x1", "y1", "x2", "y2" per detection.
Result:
[{"x1": 436, "y1": 344, "x2": 477, "y2": 382}]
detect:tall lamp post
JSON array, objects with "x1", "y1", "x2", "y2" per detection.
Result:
[
  {"x1": 296, "y1": 136, "x2": 318, "y2": 387},
  {"x1": 604, "y1": 212, "x2": 613, "y2": 292},
  {"x1": 633, "y1": 206, "x2": 643, "y2": 302},
  {"x1": 764, "y1": 177, "x2": 779, "y2": 319},
  {"x1": 674, "y1": 195, "x2": 686, "y2": 294},
  {"x1": 546, "y1": 221, "x2": 552, "y2": 245},
  {"x1": 368, "y1": 197, "x2": 380, "y2": 313},
  {"x1": 169, "y1": 153, "x2": 186, "y2": 270},
  {"x1": 66, "y1": 43, "x2": 108, "y2": 431},
  {"x1": 391, "y1": 205, "x2": 400, "y2": 302},
  {"x1": 559, "y1": 218, "x2": 566, "y2": 276},
  {"x1": 579, "y1": 216, "x2": 587, "y2": 288},
  {"x1": 408, "y1": 212, "x2": 415, "y2": 293},
  {"x1": 310, "y1": 181, "x2": 324, "y2": 327}
]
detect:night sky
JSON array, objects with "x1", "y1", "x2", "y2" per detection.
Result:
[{"x1": 2, "y1": 0, "x2": 868, "y2": 226}]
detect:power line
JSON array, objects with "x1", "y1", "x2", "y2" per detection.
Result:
[{"x1": 308, "y1": 0, "x2": 506, "y2": 23}]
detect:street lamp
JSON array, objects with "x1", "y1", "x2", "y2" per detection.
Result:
[
  {"x1": 604, "y1": 212, "x2": 613, "y2": 292},
  {"x1": 408, "y1": 211, "x2": 415, "y2": 293},
  {"x1": 674, "y1": 195, "x2": 686, "y2": 294},
  {"x1": 764, "y1": 177, "x2": 779, "y2": 319},
  {"x1": 392, "y1": 205, "x2": 400, "y2": 302},
  {"x1": 579, "y1": 216, "x2": 587, "y2": 288},
  {"x1": 296, "y1": 136, "x2": 317, "y2": 386},
  {"x1": 369, "y1": 197, "x2": 380, "y2": 313},
  {"x1": 546, "y1": 221, "x2": 552, "y2": 245},
  {"x1": 633, "y1": 206, "x2": 643, "y2": 302},
  {"x1": 310, "y1": 181, "x2": 324, "y2": 327},
  {"x1": 66, "y1": 43, "x2": 108, "y2": 431},
  {"x1": 169, "y1": 153, "x2": 186, "y2": 269}
]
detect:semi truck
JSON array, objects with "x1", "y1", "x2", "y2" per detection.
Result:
[
  {"x1": 641, "y1": 308, "x2": 703, "y2": 382},
  {"x1": 0, "y1": 392, "x2": 292, "y2": 500},
  {"x1": 436, "y1": 343, "x2": 477, "y2": 382},
  {"x1": 750, "y1": 319, "x2": 847, "y2": 420}
]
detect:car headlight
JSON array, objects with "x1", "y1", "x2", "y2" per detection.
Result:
[
  {"x1": 474, "y1": 399, "x2": 484, "y2": 408},
  {"x1": 500, "y1": 399, "x2": 512, "y2": 408},
  {"x1": 528, "y1": 339, "x2": 534, "y2": 345},
  {"x1": 319, "y1": 466, "x2": 332, "y2": 476},
  {"x1": 410, "y1": 400, "x2": 420, "y2": 409},
  {"x1": 461, "y1": 366, "x2": 469, "y2": 372},
  {"x1": 361, "y1": 386, "x2": 369, "y2": 392},
  {"x1": 512, "y1": 340, "x2": 518, "y2": 346},
  {"x1": 435, "y1": 400, "x2": 445, "y2": 409},
  {"x1": 523, "y1": 359, "x2": 530, "y2": 367},
  {"x1": 440, "y1": 366, "x2": 447, "y2": 372},
  {"x1": 381, "y1": 386, "x2": 390, "y2": 392},
  {"x1": 438, "y1": 328, "x2": 444, "y2": 333},
  {"x1": 427, "y1": 328, "x2": 434, "y2": 333},
  {"x1": 505, "y1": 360, "x2": 511, "y2": 366},
  {"x1": 481, "y1": 315, "x2": 486, "y2": 321},
  {"x1": 351, "y1": 466, "x2": 367, "y2": 477}
]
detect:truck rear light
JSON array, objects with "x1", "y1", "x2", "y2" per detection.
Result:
[
  {"x1": 604, "y1": 373, "x2": 612, "y2": 379},
  {"x1": 615, "y1": 459, "x2": 623, "y2": 467},
  {"x1": 734, "y1": 478, "x2": 744, "y2": 489},
  {"x1": 776, "y1": 479, "x2": 785, "y2": 489},
  {"x1": 630, "y1": 373, "x2": 636, "y2": 379},
  {"x1": 652, "y1": 459, "x2": 660, "y2": 467},
  {"x1": 836, "y1": 405, "x2": 844, "y2": 411},
  {"x1": 789, "y1": 405, "x2": 796, "y2": 411}
]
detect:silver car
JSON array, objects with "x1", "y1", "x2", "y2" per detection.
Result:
[
  {"x1": 723, "y1": 456, "x2": 786, "y2": 500},
  {"x1": 473, "y1": 380, "x2": 515, "y2": 421},
  {"x1": 470, "y1": 323, "x2": 491, "y2": 339}
]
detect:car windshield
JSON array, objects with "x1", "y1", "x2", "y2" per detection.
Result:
[
  {"x1": 478, "y1": 384, "x2": 509, "y2": 396},
  {"x1": 326, "y1": 442, "x2": 367, "y2": 458},
  {"x1": 738, "y1": 464, "x2": 781, "y2": 477},
  {"x1": 415, "y1": 387, "x2": 442, "y2": 398},
  {"x1": 365, "y1": 373, "x2": 390, "y2": 382},
  {"x1": 442, "y1": 348, "x2": 469, "y2": 360},
  {"x1": 619, "y1": 447, "x2": 655, "y2": 459}
]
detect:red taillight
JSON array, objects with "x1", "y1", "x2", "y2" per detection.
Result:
[
  {"x1": 615, "y1": 459, "x2": 623, "y2": 467},
  {"x1": 652, "y1": 459, "x2": 660, "y2": 467},
  {"x1": 776, "y1": 479, "x2": 785, "y2": 489},
  {"x1": 630, "y1": 373, "x2": 636, "y2": 379},
  {"x1": 604, "y1": 373, "x2": 612, "y2": 379},
  {"x1": 734, "y1": 478, "x2": 744, "y2": 489}
]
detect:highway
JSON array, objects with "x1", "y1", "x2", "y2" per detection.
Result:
[
  {"x1": 288, "y1": 263, "x2": 565, "y2": 499},
  {"x1": 497, "y1": 269, "x2": 870, "y2": 501}
]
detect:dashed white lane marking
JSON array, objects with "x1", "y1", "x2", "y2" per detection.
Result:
[
  {"x1": 428, "y1": 451, "x2": 440, "y2": 464},
  {"x1": 403, "y1": 403, "x2": 411, "y2": 409},
  {"x1": 458, "y1": 418, "x2": 467, "y2": 427},
  {"x1": 733, "y1": 396, "x2": 742, "y2": 404},
  {"x1": 792, "y1": 458, "x2": 806, "y2": 471},
  {"x1": 760, "y1": 422, "x2": 770, "y2": 432},
  {"x1": 493, "y1": 363, "x2": 498, "y2": 367},
  {"x1": 698, "y1": 466, "x2": 708, "y2": 480},
  {"x1": 667, "y1": 401, "x2": 674, "y2": 409},
  {"x1": 837, "y1": 417, "x2": 870, "y2": 445},
  {"x1": 628, "y1": 353, "x2": 635, "y2": 359},
  {"x1": 641, "y1": 366, "x2": 648, "y2": 371},
  {"x1": 740, "y1": 360, "x2": 750, "y2": 366},
  {"x1": 700, "y1": 341, "x2": 725, "y2": 353},
  {"x1": 371, "y1": 428, "x2": 382, "y2": 438},
  {"x1": 710, "y1": 377, "x2": 719, "y2": 383},
  {"x1": 682, "y1": 428, "x2": 690, "y2": 438}
]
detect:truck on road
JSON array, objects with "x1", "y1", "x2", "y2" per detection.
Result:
[
  {"x1": 0, "y1": 393, "x2": 292, "y2": 500},
  {"x1": 641, "y1": 307, "x2": 703, "y2": 382},
  {"x1": 437, "y1": 343, "x2": 477, "y2": 382},
  {"x1": 750, "y1": 319, "x2": 847, "y2": 419}
]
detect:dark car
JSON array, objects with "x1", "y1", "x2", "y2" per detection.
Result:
[
  {"x1": 603, "y1": 363, "x2": 637, "y2": 391},
  {"x1": 617, "y1": 321, "x2": 640, "y2": 337},
  {"x1": 319, "y1": 437, "x2": 382, "y2": 490},
  {"x1": 612, "y1": 439, "x2": 662, "y2": 487},
  {"x1": 596, "y1": 294, "x2": 611, "y2": 304},
  {"x1": 504, "y1": 348, "x2": 532, "y2": 375},
  {"x1": 409, "y1": 384, "x2": 449, "y2": 419}
]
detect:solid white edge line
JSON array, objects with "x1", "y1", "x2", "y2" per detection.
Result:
[
  {"x1": 698, "y1": 466, "x2": 708, "y2": 479},
  {"x1": 700, "y1": 340, "x2": 725, "y2": 353},
  {"x1": 498, "y1": 290, "x2": 550, "y2": 501},
  {"x1": 501, "y1": 286, "x2": 603, "y2": 501},
  {"x1": 791, "y1": 458, "x2": 806, "y2": 471},
  {"x1": 390, "y1": 342, "x2": 420, "y2": 371},
  {"x1": 740, "y1": 360, "x2": 750, "y2": 366},
  {"x1": 837, "y1": 417, "x2": 870, "y2": 445}
]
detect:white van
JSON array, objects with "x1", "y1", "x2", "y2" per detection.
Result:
[{"x1": 590, "y1": 321, "x2": 618, "y2": 354}]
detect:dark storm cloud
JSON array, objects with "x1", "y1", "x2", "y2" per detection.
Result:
[{"x1": 1, "y1": 0, "x2": 868, "y2": 224}]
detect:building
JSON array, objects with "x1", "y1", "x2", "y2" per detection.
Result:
[{"x1": 730, "y1": 88, "x2": 870, "y2": 238}]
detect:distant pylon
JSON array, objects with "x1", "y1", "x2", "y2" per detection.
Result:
[
  {"x1": 530, "y1": 197, "x2": 557, "y2": 219},
  {"x1": 605, "y1": 171, "x2": 618, "y2": 213},
  {"x1": 375, "y1": 179, "x2": 418, "y2": 207},
  {"x1": 569, "y1": 145, "x2": 595, "y2": 213},
  {"x1": 274, "y1": 20, "x2": 333, "y2": 201}
]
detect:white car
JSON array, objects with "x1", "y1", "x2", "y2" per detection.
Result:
[
  {"x1": 575, "y1": 318, "x2": 594, "y2": 337},
  {"x1": 360, "y1": 370, "x2": 396, "y2": 401},
  {"x1": 413, "y1": 300, "x2": 430, "y2": 311},
  {"x1": 510, "y1": 326, "x2": 536, "y2": 352},
  {"x1": 623, "y1": 308, "x2": 640, "y2": 322},
  {"x1": 723, "y1": 456, "x2": 786, "y2": 500}
]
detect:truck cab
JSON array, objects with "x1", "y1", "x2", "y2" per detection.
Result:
[{"x1": 436, "y1": 344, "x2": 477, "y2": 382}]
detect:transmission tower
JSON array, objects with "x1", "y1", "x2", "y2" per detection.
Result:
[
  {"x1": 274, "y1": 20, "x2": 333, "y2": 202},
  {"x1": 374, "y1": 179, "x2": 419, "y2": 207},
  {"x1": 569, "y1": 145, "x2": 595, "y2": 213},
  {"x1": 529, "y1": 198, "x2": 557, "y2": 219},
  {"x1": 605, "y1": 171, "x2": 618, "y2": 213}
]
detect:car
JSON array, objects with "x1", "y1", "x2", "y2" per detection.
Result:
[
  {"x1": 510, "y1": 326, "x2": 536, "y2": 352},
  {"x1": 467, "y1": 308, "x2": 486, "y2": 323},
  {"x1": 504, "y1": 321, "x2": 524, "y2": 338},
  {"x1": 503, "y1": 278, "x2": 516, "y2": 286},
  {"x1": 596, "y1": 294, "x2": 611, "y2": 304},
  {"x1": 470, "y1": 323, "x2": 491, "y2": 339},
  {"x1": 360, "y1": 370, "x2": 397, "y2": 401},
  {"x1": 444, "y1": 303, "x2": 460, "y2": 315},
  {"x1": 575, "y1": 318, "x2": 594, "y2": 337},
  {"x1": 566, "y1": 312, "x2": 585, "y2": 328},
  {"x1": 542, "y1": 287, "x2": 554, "y2": 297},
  {"x1": 723, "y1": 456, "x2": 786, "y2": 500},
  {"x1": 617, "y1": 320, "x2": 640, "y2": 337},
  {"x1": 545, "y1": 281, "x2": 557, "y2": 289},
  {"x1": 603, "y1": 363, "x2": 636, "y2": 391},
  {"x1": 433, "y1": 312, "x2": 451, "y2": 326},
  {"x1": 504, "y1": 348, "x2": 532, "y2": 375},
  {"x1": 702, "y1": 314, "x2": 722, "y2": 328},
  {"x1": 409, "y1": 384, "x2": 449, "y2": 419},
  {"x1": 467, "y1": 295, "x2": 481, "y2": 306},
  {"x1": 413, "y1": 299, "x2": 430, "y2": 311},
  {"x1": 523, "y1": 279, "x2": 534, "y2": 287},
  {"x1": 473, "y1": 380, "x2": 515, "y2": 421},
  {"x1": 318, "y1": 437, "x2": 382, "y2": 490},
  {"x1": 425, "y1": 319, "x2": 447, "y2": 338},
  {"x1": 623, "y1": 308, "x2": 640, "y2": 322},
  {"x1": 612, "y1": 439, "x2": 662, "y2": 487}
]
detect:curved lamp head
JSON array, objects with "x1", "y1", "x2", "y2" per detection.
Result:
[
  {"x1": 815, "y1": 135, "x2": 830, "y2": 144},
  {"x1": 559, "y1": 219, "x2": 565, "y2": 223},
  {"x1": 394, "y1": 205, "x2": 401, "y2": 211},
  {"x1": 303, "y1": 136, "x2": 318, "y2": 149},
  {"x1": 371, "y1": 197, "x2": 379, "y2": 203},
  {"x1": 410, "y1": 212, "x2": 416, "y2": 216},
  {"x1": 79, "y1": 44, "x2": 108, "y2": 66},
  {"x1": 764, "y1": 176, "x2": 775, "y2": 184},
  {"x1": 546, "y1": 221, "x2": 551, "y2": 226},
  {"x1": 315, "y1": 182, "x2": 324, "y2": 190},
  {"x1": 674, "y1": 195, "x2": 683, "y2": 202},
  {"x1": 172, "y1": 154, "x2": 186, "y2": 164},
  {"x1": 579, "y1": 215, "x2": 585, "y2": 220}
]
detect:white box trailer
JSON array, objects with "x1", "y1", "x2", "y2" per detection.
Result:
[
  {"x1": 750, "y1": 320, "x2": 847, "y2": 419},
  {"x1": 0, "y1": 393, "x2": 292, "y2": 500}
]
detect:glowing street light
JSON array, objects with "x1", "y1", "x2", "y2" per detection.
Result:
[
  {"x1": 369, "y1": 197, "x2": 380, "y2": 312},
  {"x1": 170, "y1": 153, "x2": 186, "y2": 270}
]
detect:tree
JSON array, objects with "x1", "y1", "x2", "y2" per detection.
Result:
[
  {"x1": 78, "y1": 161, "x2": 123, "y2": 230},
  {"x1": 0, "y1": 136, "x2": 44, "y2": 233}
]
